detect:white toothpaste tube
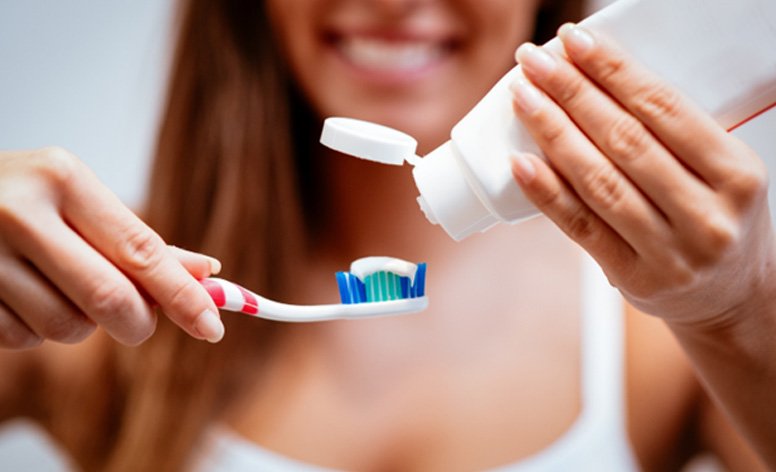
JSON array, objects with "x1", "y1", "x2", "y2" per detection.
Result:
[{"x1": 322, "y1": 0, "x2": 776, "y2": 241}]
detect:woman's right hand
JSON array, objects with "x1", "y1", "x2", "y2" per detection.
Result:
[{"x1": 0, "y1": 147, "x2": 224, "y2": 349}]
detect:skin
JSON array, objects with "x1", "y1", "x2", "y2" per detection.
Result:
[
  {"x1": 0, "y1": 148, "x2": 223, "y2": 347},
  {"x1": 0, "y1": 0, "x2": 773, "y2": 470}
]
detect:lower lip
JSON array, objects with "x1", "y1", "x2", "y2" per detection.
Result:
[{"x1": 325, "y1": 41, "x2": 453, "y2": 87}]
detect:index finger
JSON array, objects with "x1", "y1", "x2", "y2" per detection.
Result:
[
  {"x1": 59, "y1": 159, "x2": 224, "y2": 343},
  {"x1": 556, "y1": 23, "x2": 740, "y2": 186}
]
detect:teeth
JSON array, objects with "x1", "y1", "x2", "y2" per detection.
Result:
[{"x1": 339, "y1": 37, "x2": 444, "y2": 71}]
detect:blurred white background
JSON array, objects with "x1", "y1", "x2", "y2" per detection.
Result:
[
  {"x1": 0, "y1": 0, "x2": 772, "y2": 470},
  {"x1": 0, "y1": 0, "x2": 174, "y2": 208}
]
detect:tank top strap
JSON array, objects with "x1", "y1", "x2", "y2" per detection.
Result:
[{"x1": 579, "y1": 253, "x2": 627, "y2": 425}]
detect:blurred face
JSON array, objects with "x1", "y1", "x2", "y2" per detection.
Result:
[{"x1": 267, "y1": 0, "x2": 542, "y2": 150}]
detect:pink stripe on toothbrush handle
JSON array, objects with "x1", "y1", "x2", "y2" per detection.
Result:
[
  {"x1": 237, "y1": 286, "x2": 259, "y2": 315},
  {"x1": 199, "y1": 278, "x2": 260, "y2": 315},
  {"x1": 200, "y1": 278, "x2": 226, "y2": 308}
]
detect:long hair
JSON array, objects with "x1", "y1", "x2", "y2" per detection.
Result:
[
  {"x1": 101, "y1": 1, "x2": 307, "y2": 470},
  {"x1": 68, "y1": 1, "x2": 583, "y2": 470},
  {"x1": 535, "y1": 0, "x2": 586, "y2": 44}
]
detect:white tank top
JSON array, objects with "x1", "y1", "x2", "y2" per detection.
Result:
[{"x1": 194, "y1": 255, "x2": 640, "y2": 471}]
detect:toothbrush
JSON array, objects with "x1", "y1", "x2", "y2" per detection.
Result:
[{"x1": 199, "y1": 257, "x2": 428, "y2": 322}]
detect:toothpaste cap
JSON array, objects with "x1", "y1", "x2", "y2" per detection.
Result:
[
  {"x1": 320, "y1": 117, "x2": 418, "y2": 166},
  {"x1": 320, "y1": 117, "x2": 498, "y2": 241}
]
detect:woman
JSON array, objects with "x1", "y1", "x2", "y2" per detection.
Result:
[{"x1": 0, "y1": 0, "x2": 773, "y2": 470}]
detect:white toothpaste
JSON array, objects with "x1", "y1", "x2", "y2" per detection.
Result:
[{"x1": 350, "y1": 257, "x2": 419, "y2": 283}]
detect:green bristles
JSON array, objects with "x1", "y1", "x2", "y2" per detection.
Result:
[{"x1": 363, "y1": 271, "x2": 404, "y2": 302}]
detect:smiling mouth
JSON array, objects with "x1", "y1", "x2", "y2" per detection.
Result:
[{"x1": 325, "y1": 32, "x2": 459, "y2": 75}]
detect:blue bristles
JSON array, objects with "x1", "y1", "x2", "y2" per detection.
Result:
[
  {"x1": 336, "y1": 272, "x2": 366, "y2": 304},
  {"x1": 412, "y1": 262, "x2": 426, "y2": 297},
  {"x1": 336, "y1": 262, "x2": 427, "y2": 304}
]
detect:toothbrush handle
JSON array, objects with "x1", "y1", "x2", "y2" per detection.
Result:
[
  {"x1": 200, "y1": 278, "x2": 259, "y2": 315},
  {"x1": 199, "y1": 277, "x2": 428, "y2": 322}
]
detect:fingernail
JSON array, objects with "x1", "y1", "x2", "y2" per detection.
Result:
[
  {"x1": 558, "y1": 23, "x2": 595, "y2": 54},
  {"x1": 510, "y1": 77, "x2": 545, "y2": 114},
  {"x1": 511, "y1": 154, "x2": 536, "y2": 184},
  {"x1": 207, "y1": 257, "x2": 222, "y2": 275},
  {"x1": 195, "y1": 309, "x2": 224, "y2": 343},
  {"x1": 515, "y1": 43, "x2": 556, "y2": 76}
]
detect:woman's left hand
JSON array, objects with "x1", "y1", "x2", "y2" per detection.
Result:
[{"x1": 509, "y1": 23, "x2": 776, "y2": 329}]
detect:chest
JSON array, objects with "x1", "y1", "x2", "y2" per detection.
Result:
[
  {"x1": 232, "y1": 317, "x2": 584, "y2": 471},
  {"x1": 226, "y1": 223, "x2": 693, "y2": 470},
  {"x1": 230, "y1": 230, "x2": 588, "y2": 470}
]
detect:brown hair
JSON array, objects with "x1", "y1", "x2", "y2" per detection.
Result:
[
  {"x1": 72, "y1": 0, "x2": 584, "y2": 470},
  {"x1": 534, "y1": 0, "x2": 586, "y2": 44}
]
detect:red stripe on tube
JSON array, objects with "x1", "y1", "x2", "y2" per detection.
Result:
[{"x1": 727, "y1": 101, "x2": 776, "y2": 131}]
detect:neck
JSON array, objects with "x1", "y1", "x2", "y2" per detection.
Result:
[{"x1": 315, "y1": 149, "x2": 456, "y2": 264}]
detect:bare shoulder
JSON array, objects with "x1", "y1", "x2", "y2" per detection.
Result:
[
  {"x1": 8, "y1": 331, "x2": 114, "y2": 431},
  {"x1": 624, "y1": 303, "x2": 701, "y2": 470},
  {"x1": 0, "y1": 346, "x2": 44, "y2": 421},
  {"x1": 32, "y1": 331, "x2": 121, "y2": 465},
  {"x1": 37, "y1": 330, "x2": 115, "y2": 419},
  {"x1": 35, "y1": 328, "x2": 112, "y2": 388},
  {"x1": 624, "y1": 305, "x2": 767, "y2": 471},
  {"x1": 0, "y1": 329, "x2": 110, "y2": 423}
]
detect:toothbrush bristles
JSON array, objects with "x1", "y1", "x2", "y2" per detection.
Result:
[{"x1": 336, "y1": 263, "x2": 426, "y2": 304}]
